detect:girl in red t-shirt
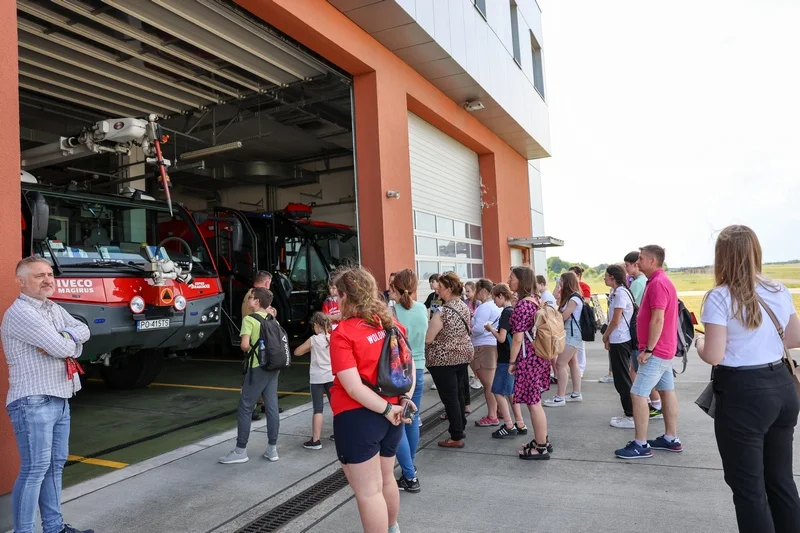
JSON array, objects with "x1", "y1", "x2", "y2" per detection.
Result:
[{"x1": 328, "y1": 268, "x2": 415, "y2": 533}]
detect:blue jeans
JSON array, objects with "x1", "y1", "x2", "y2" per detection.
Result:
[
  {"x1": 396, "y1": 369, "x2": 424, "y2": 480},
  {"x1": 6, "y1": 396, "x2": 70, "y2": 533}
]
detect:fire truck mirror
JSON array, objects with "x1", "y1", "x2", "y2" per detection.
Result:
[
  {"x1": 30, "y1": 192, "x2": 50, "y2": 242},
  {"x1": 230, "y1": 219, "x2": 243, "y2": 253}
]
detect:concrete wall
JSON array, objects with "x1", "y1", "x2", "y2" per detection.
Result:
[{"x1": 393, "y1": 0, "x2": 549, "y2": 154}]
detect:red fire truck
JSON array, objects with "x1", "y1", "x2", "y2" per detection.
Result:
[{"x1": 20, "y1": 116, "x2": 224, "y2": 388}]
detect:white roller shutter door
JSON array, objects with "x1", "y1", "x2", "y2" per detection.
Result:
[{"x1": 408, "y1": 112, "x2": 484, "y2": 297}]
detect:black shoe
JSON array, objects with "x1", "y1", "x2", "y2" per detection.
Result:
[
  {"x1": 492, "y1": 425, "x2": 518, "y2": 438},
  {"x1": 397, "y1": 475, "x2": 421, "y2": 493},
  {"x1": 550, "y1": 376, "x2": 558, "y2": 384},
  {"x1": 303, "y1": 439, "x2": 322, "y2": 450},
  {"x1": 329, "y1": 434, "x2": 335, "y2": 441},
  {"x1": 60, "y1": 526, "x2": 94, "y2": 533},
  {"x1": 251, "y1": 411, "x2": 262, "y2": 421},
  {"x1": 515, "y1": 424, "x2": 529, "y2": 435}
]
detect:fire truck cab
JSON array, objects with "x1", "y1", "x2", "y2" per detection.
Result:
[
  {"x1": 21, "y1": 181, "x2": 224, "y2": 389},
  {"x1": 194, "y1": 203, "x2": 358, "y2": 347}
]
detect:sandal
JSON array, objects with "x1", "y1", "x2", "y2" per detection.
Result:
[
  {"x1": 519, "y1": 440, "x2": 551, "y2": 460},
  {"x1": 519, "y1": 437, "x2": 554, "y2": 454}
]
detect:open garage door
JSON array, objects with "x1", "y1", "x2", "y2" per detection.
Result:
[{"x1": 17, "y1": 0, "x2": 359, "y2": 341}]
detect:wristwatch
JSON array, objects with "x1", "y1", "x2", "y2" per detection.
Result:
[{"x1": 644, "y1": 348, "x2": 654, "y2": 354}]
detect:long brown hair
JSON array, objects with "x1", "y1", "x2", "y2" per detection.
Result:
[
  {"x1": 558, "y1": 271, "x2": 582, "y2": 309},
  {"x1": 511, "y1": 266, "x2": 536, "y2": 299},
  {"x1": 331, "y1": 267, "x2": 394, "y2": 330},
  {"x1": 702, "y1": 225, "x2": 776, "y2": 330},
  {"x1": 391, "y1": 269, "x2": 417, "y2": 311}
]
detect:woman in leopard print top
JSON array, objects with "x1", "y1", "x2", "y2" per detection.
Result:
[{"x1": 425, "y1": 272, "x2": 474, "y2": 448}]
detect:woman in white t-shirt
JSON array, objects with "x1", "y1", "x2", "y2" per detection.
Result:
[
  {"x1": 601, "y1": 265, "x2": 636, "y2": 429},
  {"x1": 544, "y1": 271, "x2": 584, "y2": 407},
  {"x1": 696, "y1": 225, "x2": 800, "y2": 533}
]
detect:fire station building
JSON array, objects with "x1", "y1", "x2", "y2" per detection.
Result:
[{"x1": 0, "y1": 0, "x2": 554, "y2": 496}]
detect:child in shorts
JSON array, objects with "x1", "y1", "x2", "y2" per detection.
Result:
[
  {"x1": 294, "y1": 312, "x2": 333, "y2": 449},
  {"x1": 485, "y1": 283, "x2": 528, "y2": 438}
]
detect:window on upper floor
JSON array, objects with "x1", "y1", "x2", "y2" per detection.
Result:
[
  {"x1": 530, "y1": 32, "x2": 545, "y2": 98},
  {"x1": 510, "y1": 1, "x2": 521, "y2": 66},
  {"x1": 473, "y1": 0, "x2": 487, "y2": 19}
]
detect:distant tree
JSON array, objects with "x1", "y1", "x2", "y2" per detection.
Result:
[
  {"x1": 594, "y1": 263, "x2": 609, "y2": 274},
  {"x1": 547, "y1": 256, "x2": 570, "y2": 274}
]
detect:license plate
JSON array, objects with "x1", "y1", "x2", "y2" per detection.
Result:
[{"x1": 137, "y1": 319, "x2": 170, "y2": 331}]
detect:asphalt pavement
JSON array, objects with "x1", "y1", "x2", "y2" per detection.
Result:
[{"x1": 3, "y1": 343, "x2": 798, "y2": 533}]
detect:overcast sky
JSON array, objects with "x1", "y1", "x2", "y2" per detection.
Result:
[{"x1": 537, "y1": 0, "x2": 800, "y2": 268}]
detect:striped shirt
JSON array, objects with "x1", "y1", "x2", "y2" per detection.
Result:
[{"x1": 2, "y1": 293, "x2": 91, "y2": 406}]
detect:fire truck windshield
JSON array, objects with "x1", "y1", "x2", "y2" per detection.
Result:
[
  {"x1": 28, "y1": 191, "x2": 215, "y2": 275},
  {"x1": 305, "y1": 228, "x2": 359, "y2": 269}
]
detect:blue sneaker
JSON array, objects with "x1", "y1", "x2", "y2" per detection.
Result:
[
  {"x1": 648, "y1": 435, "x2": 683, "y2": 452},
  {"x1": 615, "y1": 441, "x2": 653, "y2": 459}
]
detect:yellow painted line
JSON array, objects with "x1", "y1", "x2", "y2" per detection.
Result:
[
  {"x1": 68, "y1": 455, "x2": 128, "y2": 469},
  {"x1": 148, "y1": 382, "x2": 310, "y2": 395}
]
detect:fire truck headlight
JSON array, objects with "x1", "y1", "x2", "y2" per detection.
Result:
[
  {"x1": 174, "y1": 295, "x2": 187, "y2": 311},
  {"x1": 129, "y1": 296, "x2": 145, "y2": 314}
]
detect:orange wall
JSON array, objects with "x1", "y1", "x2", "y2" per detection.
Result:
[
  {"x1": 0, "y1": 0, "x2": 21, "y2": 495},
  {"x1": 236, "y1": 0, "x2": 533, "y2": 287}
]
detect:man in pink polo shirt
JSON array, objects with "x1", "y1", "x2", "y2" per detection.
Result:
[{"x1": 615, "y1": 245, "x2": 682, "y2": 459}]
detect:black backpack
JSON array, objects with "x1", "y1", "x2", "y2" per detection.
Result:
[
  {"x1": 361, "y1": 326, "x2": 414, "y2": 396},
  {"x1": 674, "y1": 300, "x2": 695, "y2": 374},
  {"x1": 620, "y1": 287, "x2": 639, "y2": 349},
  {"x1": 246, "y1": 314, "x2": 292, "y2": 372},
  {"x1": 569, "y1": 293, "x2": 598, "y2": 342}
]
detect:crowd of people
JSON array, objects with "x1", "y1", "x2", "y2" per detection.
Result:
[{"x1": 3, "y1": 225, "x2": 800, "y2": 533}]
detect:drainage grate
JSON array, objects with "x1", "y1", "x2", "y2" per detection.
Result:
[
  {"x1": 236, "y1": 470, "x2": 350, "y2": 533},
  {"x1": 234, "y1": 388, "x2": 482, "y2": 532}
]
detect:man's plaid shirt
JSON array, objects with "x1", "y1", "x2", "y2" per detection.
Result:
[{"x1": 2, "y1": 293, "x2": 91, "y2": 406}]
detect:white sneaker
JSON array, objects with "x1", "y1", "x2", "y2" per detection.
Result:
[
  {"x1": 388, "y1": 523, "x2": 401, "y2": 533},
  {"x1": 598, "y1": 375, "x2": 614, "y2": 383},
  {"x1": 566, "y1": 393, "x2": 583, "y2": 402},
  {"x1": 263, "y1": 444, "x2": 279, "y2": 462},
  {"x1": 543, "y1": 396, "x2": 566, "y2": 408},
  {"x1": 610, "y1": 416, "x2": 635, "y2": 429},
  {"x1": 219, "y1": 449, "x2": 248, "y2": 464},
  {"x1": 469, "y1": 377, "x2": 482, "y2": 390}
]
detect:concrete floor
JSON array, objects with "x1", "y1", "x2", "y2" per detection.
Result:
[{"x1": 3, "y1": 343, "x2": 799, "y2": 533}]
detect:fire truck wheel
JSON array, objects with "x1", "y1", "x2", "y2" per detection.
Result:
[{"x1": 100, "y1": 349, "x2": 165, "y2": 389}]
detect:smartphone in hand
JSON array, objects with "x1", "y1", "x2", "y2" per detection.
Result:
[{"x1": 402, "y1": 401, "x2": 416, "y2": 420}]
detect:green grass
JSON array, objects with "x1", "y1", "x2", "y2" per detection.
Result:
[{"x1": 585, "y1": 264, "x2": 800, "y2": 294}]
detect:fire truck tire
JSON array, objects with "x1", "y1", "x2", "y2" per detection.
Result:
[{"x1": 100, "y1": 350, "x2": 165, "y2": 389}]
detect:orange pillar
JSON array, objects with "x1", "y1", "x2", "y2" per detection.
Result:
[
  {"x1": 479, "y1": 154, "x2": 503, "y2": 282},
  {"x1": 0, "y1": 0, "x2": 21, "y2": 495},
  {"x1": 352, "y1": 72, "x2": 415, "y2": 289}
]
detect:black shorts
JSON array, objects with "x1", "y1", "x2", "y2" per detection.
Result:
[{"x1": 333, "y1": 407, "x2": 403, "y2": 465}]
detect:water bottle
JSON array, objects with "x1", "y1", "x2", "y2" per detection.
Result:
[{"x1": 257, "y1": 339, "x2": 267, "y2": 366}]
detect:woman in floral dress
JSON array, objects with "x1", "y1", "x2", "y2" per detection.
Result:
[{"x1": 508, "y1": 266, "x2": 552, "y2": 460}]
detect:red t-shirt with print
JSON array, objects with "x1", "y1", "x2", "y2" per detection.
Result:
[{"x1": 329, "y1": 317, "x2": 406, "y2": 416}]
